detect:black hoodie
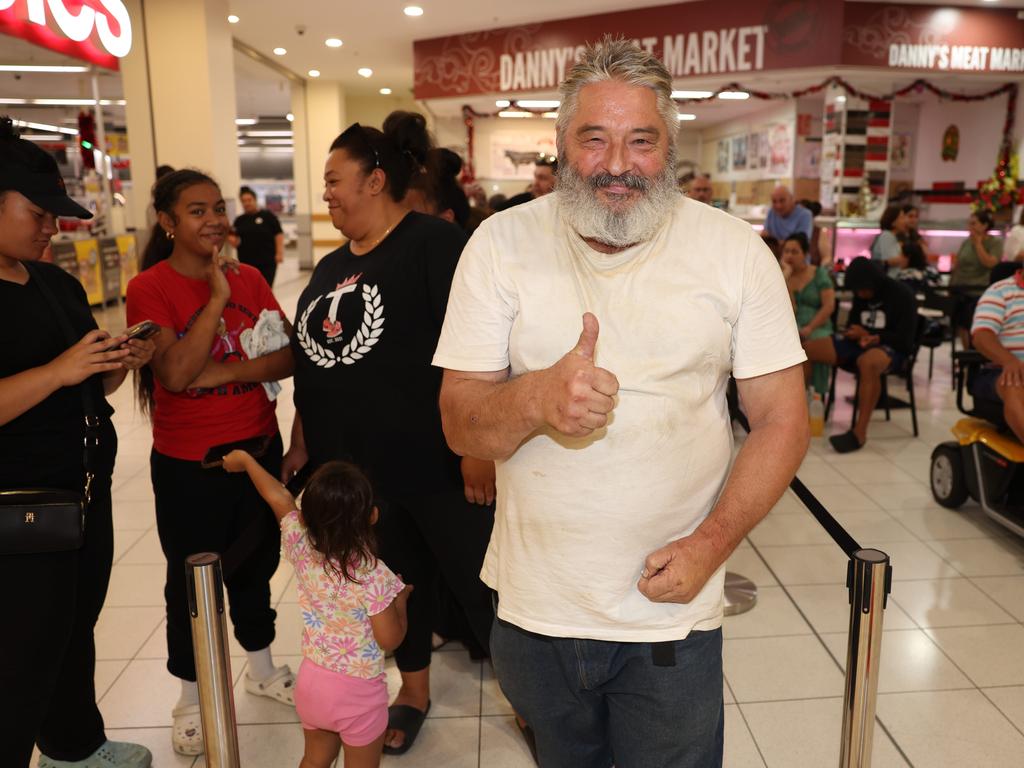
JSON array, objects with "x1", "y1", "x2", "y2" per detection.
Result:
[{"x1": 845, "y1": 259, "x2": 917, "y2": 356}]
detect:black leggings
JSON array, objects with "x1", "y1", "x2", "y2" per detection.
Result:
[
  {"x1": 0, "y1": 482, "x2": 113, "y2": 766},
  {"x1": 151, "y1": 433, "x2": 283, "y2": 681},
  {"x1": 376, "y1": 489, "x2": 495, "y2": 672}
]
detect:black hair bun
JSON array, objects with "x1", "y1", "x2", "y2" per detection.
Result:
[
  {"x1": 436, "y1": 148, "x2": 462, "y2": 179},
  {"x1": 382, "y1": 110, "x2": 430, "y2": 167},
  {"x1": 0, "y1": 116, "x2": 19, "y2": 142}
]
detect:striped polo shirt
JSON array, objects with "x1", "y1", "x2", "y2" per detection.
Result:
[{"x1": 973, "y1": 274, "x2": 1024, "y2": 361}]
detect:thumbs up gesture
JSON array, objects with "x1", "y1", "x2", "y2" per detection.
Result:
[{"x1": 540, "y1": 313, "x2": 620, "y2": 437}]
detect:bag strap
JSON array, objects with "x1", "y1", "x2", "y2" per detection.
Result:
[{"x1": 24, "y1": 261, "x2": 101, "y2": 503}]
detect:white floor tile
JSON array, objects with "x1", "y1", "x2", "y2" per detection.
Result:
[
  {"x1": 380, "y1": 715, "x2": 479, "y2": 767},
  {"x1": 926, "y1": 537, "x2": 1024, "y2": 577},
  {"x1": 890, "y1": 577, "x2": 1016, "y2": 627},
  {"x1": 819, "y1": 629, "x2": 973, "y2": 693},
  {"x1": 756, "y1": 544, "x2": 849, "y2": 586},
  {"x1": 104, "y1": 563, "x2": 167, "y2": 607},
  {"x1": 833, "y1": 461, "x2": 919, "y2": 485},
  {"x1": 194, "y1": 723, "x2": 308, "y2": 768},
  {"x1": 94, "y1": 605, "x2": 165, "y2": 660},
  {"x1": 100, "y1": 658, "x2": 191, "y2": 728},
  {"x1": 118, "y1": 528, "x2": 165, "y2": 564},
  {"x1": 984, "y1": 686, "x2": 1024, "y2": 734},
  {"x1": 111, "y1": 497, "x2": 156, "y2": 530},
  {"x1": 787, "y1": 583, "x2": 916, "y2": 634},
  {"x1": 862, "y1": 482, "x2": 946, "y2": 511},
  {"x1": 830, "y1": 508, "x2": 920, "y2": 544},
  {"x1": 926, "y1": 624, "x2": 1024, "y2": 687},
  {"x1": 723, "y1": 636, "x2": 844, "y2": 702},
  {"x1": 741, "y1": 697, "x2": 908, "y2": 767},
  {"x1": 725, "y1": 548, "x2": 779, "y2": 587},
  {"x1": 112, "y1": 528, "x2": 146, "y2": 562},
  {"x1": 721, "y1": 586, "x2": 812, "y2": 639},
  {"x1": 749, "y1": 515, "x2": 832, "y2": 547},
  {"x1": 794, "y1": 483, "x2": 880, "y2": 511},
  {"x1": 877, "y1": 689, "x2": 1024, "y2": 767},
  {"x1": 882, "y1": 541, "x2": 961, "y2": 581},
  {"x1": 971, "y1": 575, "x2": 1024, "y2": 621},
  {"x1": 887, "y1": 505, "x2": 1007, "y2": 541},
  {"x1": 383, "y1": 649, "x2": 482, "y2": 719},
  {"x1": 723, "y1": 704, "x2": 765, "y2": 767},
  {"x1": 479, "y1": 716, "x2": 540, "y2": 768},
  {"x1": 94, "y1": 659, "x2": 128, "y2": 700}
]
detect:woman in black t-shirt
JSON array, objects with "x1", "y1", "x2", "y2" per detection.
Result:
[
  {"x1": 0, "y1": 118, "x2": 154, "y2": 768},
  {"x1": 286, "y1": 112, "x2": 496, "y2": 757}
]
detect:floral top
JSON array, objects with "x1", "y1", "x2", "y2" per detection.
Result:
[{"x1": 281, "y1": 510, "x2": 404, "y2": 679}]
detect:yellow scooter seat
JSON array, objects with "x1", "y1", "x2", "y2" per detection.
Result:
[{"x1": 951, "y1": 418, "x2": 1024, "y2": 463}]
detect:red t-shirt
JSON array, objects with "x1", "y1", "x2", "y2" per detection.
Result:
[{"x1": 126, "y1": 260, "x2": 282, "y2": 461}]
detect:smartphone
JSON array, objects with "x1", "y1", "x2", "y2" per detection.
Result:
[
  {"x1": 124, "y1": 320, "x2": 160, "y2": 342},
  {"x1": 201, "y1": 435, "x2": 272, "y2": 469},
  {"x1": 285, "y1": 462, "x2": 317, "y2": 496}
]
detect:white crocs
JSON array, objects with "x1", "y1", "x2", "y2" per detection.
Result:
[
  {"x1": 37, "y1": 740, "x2": 152, "y2": 767},
  {"x1": 171, "y1": 703, "x2": 204, "y2": 756},
  {"x1": 244, "y1": 664, "x2": 295, "y2": 705}
]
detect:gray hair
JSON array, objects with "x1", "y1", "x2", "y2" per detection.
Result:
[{"x1": 556, "y1": 36, "x2": 679, "y2": 151}]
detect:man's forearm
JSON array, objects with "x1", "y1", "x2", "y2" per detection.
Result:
[
  {"x1": 973, "y1": 329, "x2": 1017, "y2": 367},
  {"x1": 440, "y1": 372, "x2": 546, "y2": 460}
]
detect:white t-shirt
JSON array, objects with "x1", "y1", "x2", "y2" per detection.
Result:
[{"x1": 433, "y1": 193, "x2": 806, "y2": 642}]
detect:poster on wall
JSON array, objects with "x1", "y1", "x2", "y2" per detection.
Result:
[
  {"x1": 731, "y1": 135, "x2": 748, "y2": 171},
  {"x1": 796, "y1": 138, "x2": 822, "y2": 178},
  {"x1": 749, "y1": 131, "x2": 769, "y2": 170},
  {"x1": 716, "y1": 139, "x2": 730, "y2": 174},
  {"x1": 891, "y1": 133, "x2": 912, "y2": 172},
  {"x1": 769, "y1": 123, "x2": 793, "y2": 176},
  {"x1": 488, "y1": 130, "x2": 555, "y2": 180}
]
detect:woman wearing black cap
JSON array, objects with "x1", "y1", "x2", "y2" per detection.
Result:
[
  {"x1": 0, "y1": 117, "x2": 154, "y2": 767},
  {"x1": 285, "y1": 112, "x2": 497, "y2": 756}
]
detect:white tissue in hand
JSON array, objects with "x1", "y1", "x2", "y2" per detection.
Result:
[{"x1": 241, "y1": 309, "x2": 289, "y2": 401}]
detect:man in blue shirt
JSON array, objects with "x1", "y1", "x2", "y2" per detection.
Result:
[{"x1": 764, "y1": 185, "x2": 813, "y2": 241}]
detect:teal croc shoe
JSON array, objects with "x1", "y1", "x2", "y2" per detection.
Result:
[{"x1": 38, "y1": 740, "x2": 152, "y2": 768}]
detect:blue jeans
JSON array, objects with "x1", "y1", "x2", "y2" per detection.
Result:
[{"x1": 490, "y1": 617, "x2": 724, "y2": 768}]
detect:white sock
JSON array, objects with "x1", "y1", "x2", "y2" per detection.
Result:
[
  {"x1": 246, "y1": 646, "x2": 276, "y2": 681},
  {"x1": 176, "y1": 679, "x2": 199, "y2": 710}
]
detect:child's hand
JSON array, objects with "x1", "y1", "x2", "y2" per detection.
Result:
[{"x1": 222, "y1": 449, "x2": 251, "y2": 473}]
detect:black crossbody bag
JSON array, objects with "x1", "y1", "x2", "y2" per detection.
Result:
[{"x1": 0, "y1": 262, "x2": 101, "y2": 555}]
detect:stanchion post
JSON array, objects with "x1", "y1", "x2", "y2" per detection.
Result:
[
  {"x1": 186, "y1": 553, "x2": 241, "y2": 768},
  {"x1": 839, "y1": 548, "x2": 892, "y2": 768}
]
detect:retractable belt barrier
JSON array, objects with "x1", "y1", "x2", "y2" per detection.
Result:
[{"x1": 735, "y1": 410, "x2": 892, "y2": 767}]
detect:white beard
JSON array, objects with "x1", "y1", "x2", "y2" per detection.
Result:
[{"x1": 556, "y1": 156, "x2": 679, "y2": 249}]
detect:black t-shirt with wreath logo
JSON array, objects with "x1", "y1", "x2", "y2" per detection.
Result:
[{"x1": 291, "y1": 212, "x2": 466, "y2": 497}]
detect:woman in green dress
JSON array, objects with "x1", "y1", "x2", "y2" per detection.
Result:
[
  {"x1": 950, "y1": 210, "x2": 1002, "y2": 347},
  {"x1": 783, "y1": 233, "x2": 835, "y2": 395}
]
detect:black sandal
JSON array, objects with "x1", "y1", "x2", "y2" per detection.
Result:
[
  {"x1": 829, "y1": 430, "x2": 864, "y2": 454},
  {"x1": 382, "y1": 700, "x2": 431, "y2": 755}
]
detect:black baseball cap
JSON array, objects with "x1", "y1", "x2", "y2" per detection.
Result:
[{"x1": 0, "y1": 127, "x2": 92, "y2": 219}]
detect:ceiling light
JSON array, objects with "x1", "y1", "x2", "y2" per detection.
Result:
[
  {"x1": 835, "y1": 95, "x2": 847, "y2": 103},
  {"x1": 0, "y1": 64, "x2": 89, "y2": 73},
  {"x1": 672, "y1": 90, "x2": 714, "y2": 99},
  {"x1": 404, "y1": 5, "x2": 424, "y2": 16},
  {"x1": 678, "y1": 113, "x2": 697, "y2": 121},
  {"x1": 495, "y1": 99, "x2": 511, "y2": 108},
  {"x1": 379, "y1": 87, "x2": 392, "y2": 95},
  {"x1": 273, "y1": 47, "x2": 287, "y2": 56},
  {"x1": 12, "y1": 119, "x2": 78, "y2": 135},
  {"x1": 227, "y1": 14, "x2": 239, "y2": 24},
  {"x1": 244, "y1": 130, "x2": 293, "y2": 137},
  {"x1": 22, "y1": 133, "x2": 63, "y2": 141},
  {"x1": 235, "y1": 118, "x2": 257, "y2": 125},
  {"x1": 308, "y1": 69, "x2": 320, "y2": 78},
  {"x1": 0, "y1": 97, "x2": 125, "y2": 106},
  {"x1": 516, "y1": 99, "x2": 559, "y2": 109},
  {"x1": 718, "y1": 91, "x2": 750, "y2": 100},
  {"x1": 358, "y1": 67, "x2": 373, "y2": 78},
  {"x1": 286, "y1": 113, "x2": 294, "y2": 122},
  {"x1": 325, "y1": 38, "x2": 343, "y2": 48},
  {"x1": 260, "y1": 139, "x2": 294, "y2": 145},
  {"x1": 498, "y1": 110, "x2": 532, "y2": 118},
  {"x1": 541, "y1": 112, "x2": 558, "y2": 119}
]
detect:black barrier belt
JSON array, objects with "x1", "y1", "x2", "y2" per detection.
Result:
[{"x1": 734, "y1": 410, "x2": 862, "y2": 558}]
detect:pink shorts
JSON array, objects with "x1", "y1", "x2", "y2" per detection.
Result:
[{"x1": 294, "y1": 658, "x2": 389, "y2": 746}]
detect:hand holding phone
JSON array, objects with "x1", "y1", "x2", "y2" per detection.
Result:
[{"x1": 201, "y1": 435, "x2": 272, "y2": 469}]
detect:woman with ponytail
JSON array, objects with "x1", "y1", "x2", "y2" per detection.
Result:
[
  {"x1": 286, "y1": 111, "x2": 496, "y2": 757},
  {"x1": 0, "y1": 117, "x2": 153, "y2": 768},
  {"x1": 125, "y1": 169, "x2": 296, "y2": 756}
]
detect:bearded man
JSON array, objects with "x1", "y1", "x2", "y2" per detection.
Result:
[{"x1": 432, "y1": 38, "x2": 809, "y2": 768}]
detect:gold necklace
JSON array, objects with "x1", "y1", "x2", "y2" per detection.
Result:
[{"x1": 360, "y1": 220, "x2": 397, "y2": 252}]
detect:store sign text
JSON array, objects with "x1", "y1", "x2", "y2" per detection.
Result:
[
  {"x1": 0, "y1": 0, "x2": 132, "y2": 66},
  {"x1": 888, "y1": 43, "x2": 1024, "y2": 73},
  {"x1": 499, "y1": 26, "x2": 769, "y2": 91}
]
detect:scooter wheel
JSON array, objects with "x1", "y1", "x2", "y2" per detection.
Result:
[{"x1": 931, "y1": 444, "x2": 968, "y2": 509}]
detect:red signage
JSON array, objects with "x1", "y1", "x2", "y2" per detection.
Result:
[
  {"x1": 842, "y1": 4, "x2": 1024, "y2": 74},
  {"x1": 413, "y1": 0, "x2": 844, "y2": 99},
  {"x1": 0, "y1": 0, "x2": 132, "y2": 70}
]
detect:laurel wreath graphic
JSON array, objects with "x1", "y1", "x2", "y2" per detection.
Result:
[{"x1": 297, "y1": 284, "x2": 384, "y2": 368}]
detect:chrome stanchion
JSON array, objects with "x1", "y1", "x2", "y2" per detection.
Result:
[
  {"x1": 186, "y1": 553, "x2": 241, "y2": 768},
  {"x1": 839, "y1": 548, "x2": 891, "y2": 768},
  {"x1": 723, "y1": 571, "x2": 757, "y2": 616}
]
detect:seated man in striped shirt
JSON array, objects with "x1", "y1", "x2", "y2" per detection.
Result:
[{"x1": 971, "y1": 268, "x2": 1024, "y2": 442}]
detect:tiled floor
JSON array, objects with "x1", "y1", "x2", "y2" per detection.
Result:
[{"x1": 35, "y1": 256, "x2": 1024, "y2": 766}]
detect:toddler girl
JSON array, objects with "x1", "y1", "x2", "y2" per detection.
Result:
[{"x1": 223, "y1": 450, "x2": 411, "y2": 768}]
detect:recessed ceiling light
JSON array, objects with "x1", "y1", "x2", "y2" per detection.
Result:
[
  {"x1": 516, "y1": 99, "x2": 559, "y2": 109},
  {"x1": 678, "y1": 114, "x2": 697, "y2": 121},
  {"x1": 498, "y1": 110, "x2": 532, "y2": 118},
  {"x1": 325, "y1": 38, "x2": 343, "y2": 48},
  {"x1": 308, "y1": 69, "x2": 321, "y2": 78},
  {"x1": 227, "y1": 14, "x2": 239, "y2": 24},
  {"x1": 404, "y1": 5, "x2": 424, "y2": 16},
  {"x1": 273, "y1": 47, "x2": 287, "y2": 56},
  {"x1": 286, "y1": 113, "x2": 294, "y2": 122},
  {"x1": 495, "y1": 99, "x2": 510, "y2": 108},
  {"x1": 235, "y1": 118, "x2": 257, "y2": 125},
  {"x1": 672, "y1": 90, "x2": 713, "y2": 99},
  {"x1": 243, "y1": 131, "x2": 294, "y2": 137},
  {"x1": 379, "y1": 87, "x2": 392, "y2": 95},
  {"x1": 541, "y1": 112, "x2": 558, "y2": 119},
  {"x1": 358, "y1": 67, "x2": 373, "y2": 78},
  {"x1": 718, "y1": 91, "x2": 750, "y2": 100}
]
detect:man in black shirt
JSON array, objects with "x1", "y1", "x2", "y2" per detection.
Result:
[
  {"x1": 803, "y1": 257, "x2": 917, "y2": 453},
  {"x1": 229, "y1": 186, "x2": 283, "y2": 286}
]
